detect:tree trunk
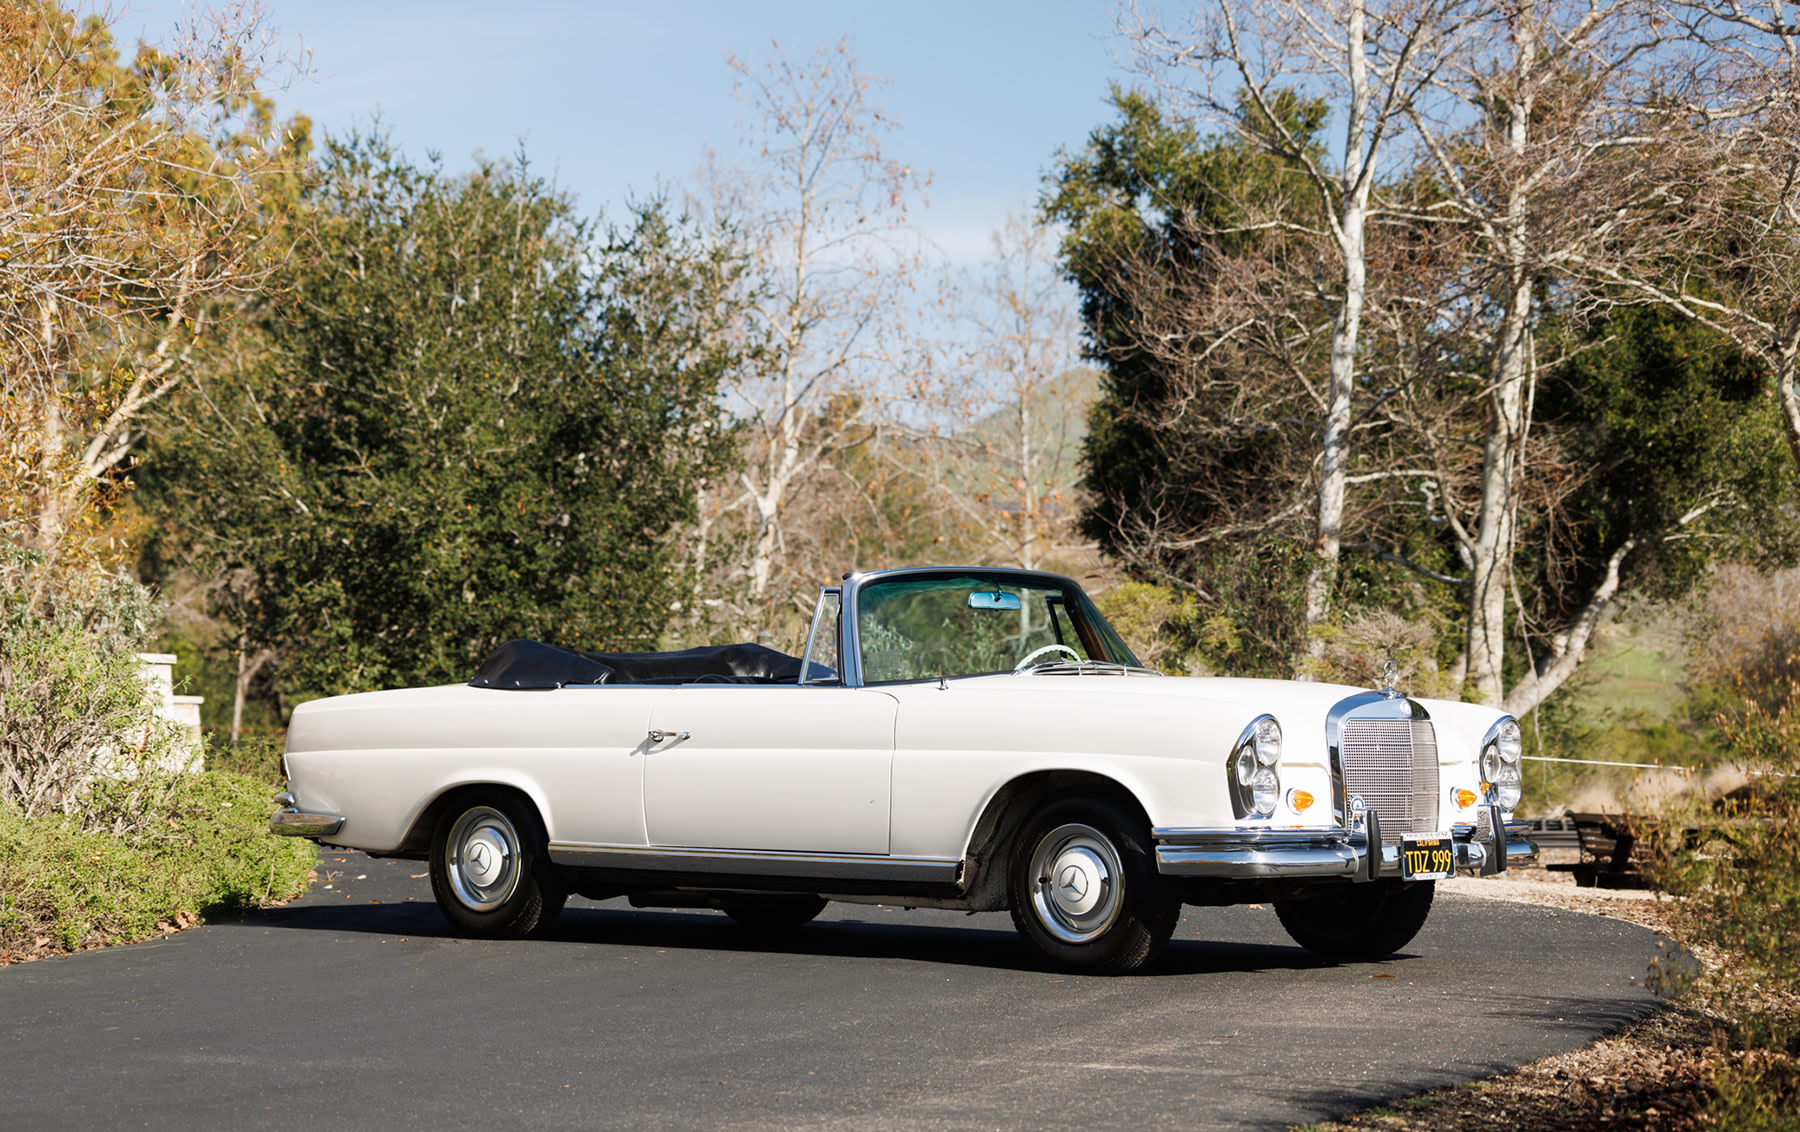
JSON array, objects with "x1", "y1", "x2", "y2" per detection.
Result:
[
  {"x1": 1777, "y1": 329, "x2": 1800, "y2": 478},
  {"x1": 232, "y1": 648, "x2": 247, "y2": 744},
  {"x1": 1502, "y1": 539, "x2": 1634, "y2": 717},
  {"x1": 1463, "y1": 19, "x2": 1538, "y2": 708},
  {"x1": 1464, "y1": 304, "x2": 1533, "y2": 706},
  {"x1": 231, "y1": 647, "x2": 276, "y2": 744},
  {"x1": 1302, "y1": 0, "x2": 1374, "y2": 669}
]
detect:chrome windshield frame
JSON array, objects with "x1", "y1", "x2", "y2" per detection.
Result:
[{"x1": 839, "y1": 566, "x2": 1123, "y2": 690}]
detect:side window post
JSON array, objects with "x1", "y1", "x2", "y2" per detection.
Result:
[{"x1": 799, "y1": 587, "x2": 843, "y2": 685}]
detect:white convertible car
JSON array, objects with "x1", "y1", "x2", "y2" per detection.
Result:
[{"x1": 273, "y1": 567, "x2": 1536, "y2": 973}]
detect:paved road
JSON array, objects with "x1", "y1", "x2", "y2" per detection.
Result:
[{"x1": 1, "y1": 851, "x2": 1666, "y2": 1131}]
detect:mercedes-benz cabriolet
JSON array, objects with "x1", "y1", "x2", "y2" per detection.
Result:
[{"x1": 272, "y1": 567, "x2": 1535, "y2": 973}]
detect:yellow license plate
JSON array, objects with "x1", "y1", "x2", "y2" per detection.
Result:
[{"x1": 1401, "y1": 836, "x2": 1455, "y2": 880}]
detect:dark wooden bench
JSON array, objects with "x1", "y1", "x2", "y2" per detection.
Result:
[{"x1": 1543, "y1": 811, "x2": 1655, "y2": 889}]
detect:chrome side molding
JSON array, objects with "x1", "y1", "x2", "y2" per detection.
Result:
[{"x1": 547, "y1": 842, "x2": 961, "y2": 884}]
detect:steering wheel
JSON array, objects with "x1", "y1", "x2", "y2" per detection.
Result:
[{"x1": 1013, "y1": 643, "x2": 1082, "y2": 672}]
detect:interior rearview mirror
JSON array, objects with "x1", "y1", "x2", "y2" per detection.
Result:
[{"x1": 968, "y1": 590, "x2": 1021, "y2": 611}]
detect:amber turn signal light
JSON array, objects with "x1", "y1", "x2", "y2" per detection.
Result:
[
  {"x1": 1286, "y1": 789, "x2": 1315, "y2": 812},
  {"x1": 1452, "y1": 787, "x2": 1479, "y2": 809}
]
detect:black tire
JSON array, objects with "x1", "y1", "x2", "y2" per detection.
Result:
[
  {"x1": 429, "y1": 793, "x2": 567, "y2": 939},
  {"x1": 1274, "y1": 879, "x2": 1435, "y2": 962},
  {"x1": 719, "y1": 894, "x2": 829, "y2": 931},
  {"x1": 1006, "y1": 792, "x2": 1181, "y2": 975}
]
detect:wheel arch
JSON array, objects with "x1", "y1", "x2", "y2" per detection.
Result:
[
  {"x1": 393, "y1": 778, "x2": 551, "y2": 859},
  {"x1": 960, "y1": 770, "x2": 1152, "y2": 912}
]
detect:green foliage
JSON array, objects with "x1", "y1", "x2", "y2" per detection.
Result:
[
  {"x1": 149, "y1": 134, "x2": 746, "y2": 693},
  {"x1": 0, "y1": 769, "x2": 314, "y2": 959},
  {"x1": 1533, "y1": 305, "x2": 1799, "y2": 618},
  {"x1": 1043, "y1": 88, "x2": 1328, "y2": 572},
  {"x1": 202, "y1": 731, "x2": 287, "y2": 785},
  {"x1": 1089, "y1": 543, "x2": 1313, "y2": 679},
  {"x1": 0, "y1": 543, "x2": 190, "y2": 823}
]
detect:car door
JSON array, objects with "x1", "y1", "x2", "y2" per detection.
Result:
[
  {"x1": 521, "y1": 684, "x2": 666, "y2": 848},
  {"x1": 642, "y1": 685, "x2": 897, "y2": 854}
]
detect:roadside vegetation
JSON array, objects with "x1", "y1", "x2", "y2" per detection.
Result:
[
  {"x1": 0, "y1": 545, "x2": 313, "y2": 963},
  {"x1": 0, "y1": 769, "x2": 315, "y2": 962}
]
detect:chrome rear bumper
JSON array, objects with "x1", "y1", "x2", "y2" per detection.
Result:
[
  {"x1": 1154, "y1": 812, "x2": 1537, "y2": 881},
  {"x1": 270, "y1": 808, "x2": 344, "y2": 838}
]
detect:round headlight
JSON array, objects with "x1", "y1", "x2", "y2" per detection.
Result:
[
  {"x1": 1253, "y1": 717, "x2": 1281, "y2": 766},
  {"x1": 1496, "y1": 718, "x2": 1523, "y2": 764},
  {"x1": 1250, "y1": 767, "x2": 1279, "y2": 816},
  {"x1": 1480, "y1": 744, "x2": 1503, "y2": 783},
  {"x1": 1492, "y1": 759, "x2": 1522, "y2": 810}
]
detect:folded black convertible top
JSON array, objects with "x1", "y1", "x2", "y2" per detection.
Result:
[{"x1": 470, "y1": 639, "x2": 812, "y2": 690}]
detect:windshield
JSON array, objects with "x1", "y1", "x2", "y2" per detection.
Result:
[{"x1": 855, "y1": 573, "x2": 1141, "y2": 684}]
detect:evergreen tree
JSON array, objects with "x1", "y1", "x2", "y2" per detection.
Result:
[{"x1": 149, "y1": 135, "x2": 745, "y2": 694}]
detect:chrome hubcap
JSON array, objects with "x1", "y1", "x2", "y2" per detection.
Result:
[
  {"x1": 445, "y1": 806, "x2": 521, "y2": 912},
  {"x1": 1029, "y1": 823, "x2": 1123, "y2": 944}
]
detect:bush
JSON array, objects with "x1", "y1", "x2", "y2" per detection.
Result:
[
  {"x1": 0, "y1": 769, "x2": 315, "y2": 959},
  {"x1": 1648, "y1": 566, "x2": 1800, "y2": 1130},
  {"x1": 201, "y1": 730, "x2": 288, "y2": 785},
  {"x1": 0, "y1": 544, "x2": 188, "y2": 828}
]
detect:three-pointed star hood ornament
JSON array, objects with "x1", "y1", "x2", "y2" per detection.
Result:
[{"x1": 1380, "y1": 656, "x2": 1401, "y2": 699}]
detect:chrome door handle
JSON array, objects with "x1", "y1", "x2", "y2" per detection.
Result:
[{"x1": 647, "y1": 729, "x2": 690, "y2": 743}]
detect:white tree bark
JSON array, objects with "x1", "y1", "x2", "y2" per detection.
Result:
[
  {"x1": 1407, "y1": 0, "x2": 1659, "y2": 706},
  {"x1": 1123, "y1": 0, "x2": 1457, "y2": 664},
  {"x1": 1463, "y1": 27, "x2": 1539, "y2": 706},
  {"x1": 1501, "y1": 538, "x2": 1634, "y2": 717}
]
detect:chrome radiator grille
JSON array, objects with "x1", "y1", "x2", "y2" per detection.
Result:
[{"x1": 1340, "y1": 718, "x2": 1440, "y2": 843}]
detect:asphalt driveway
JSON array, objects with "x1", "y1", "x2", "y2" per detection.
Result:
[{"x1": 0, "y1": 851, "x2": 1667, "y2": 1130}]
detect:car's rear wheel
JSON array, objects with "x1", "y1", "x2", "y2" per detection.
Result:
[
  {"x1": 1007, "y1": 793, "x2": 1181, "y2": 974},
  {"x1": 719, "y1": 894, "x2": 829, "y2": 931},
  {"x1": 1274, "y1": 879, "x2": 1434, "y2": 961},
  {"x1": 429, "y1": 794, "x2": 566, "y2": 939}
]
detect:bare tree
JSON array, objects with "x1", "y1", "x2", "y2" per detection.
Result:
[
  {"x1": 1403, "y1": 0, "x2": 1682, "y2": 711},
  {"x1": 1577, "y1": 2, "x2": 1800, "y2": 477},
  {"x1": 938, "y1": 214, "x2": 1092, "y2": 571},
  {"x1": 0, "y1": 2, "x2": 303, "y2": 563},
  {"x1": 696, "y1": 39, "x2": 927, "y2": 630},
  {"x1": 1120, "y1": 0, "x2": 1471, "y2": 663}
]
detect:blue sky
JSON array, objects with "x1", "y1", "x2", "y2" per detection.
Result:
[{"x1": 123, "y1": 1, "x2": 1137, "y2": 263}]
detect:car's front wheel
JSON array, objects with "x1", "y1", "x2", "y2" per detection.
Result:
[
  {"x1": 1007, "y1": 793, "x2": 1181, "y2": 974},
  {"x1": 1274, "y1": 879, "x2": 1434, "y2": 961},
  {"x1": 429, "y1": 794, "x2": 566, "y2": 939}
]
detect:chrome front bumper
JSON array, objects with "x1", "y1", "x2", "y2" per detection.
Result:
[
  {"x1": 1154, "y1": 813, "x2": 1537, "y2": 881},
  {"x1": 270, "y1": 808, "x2": 345, "y2": 838}
]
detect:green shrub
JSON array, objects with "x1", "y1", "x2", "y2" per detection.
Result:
[
  {"x1": 201, "y1": 730, "x2": 288, "y2": 785},
  {"x1": 0, "y1": 544, "x2": 188, "y2": 827},
  {"x1": 0, "y1": 769, "x2": 314, "y2": 959}
]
